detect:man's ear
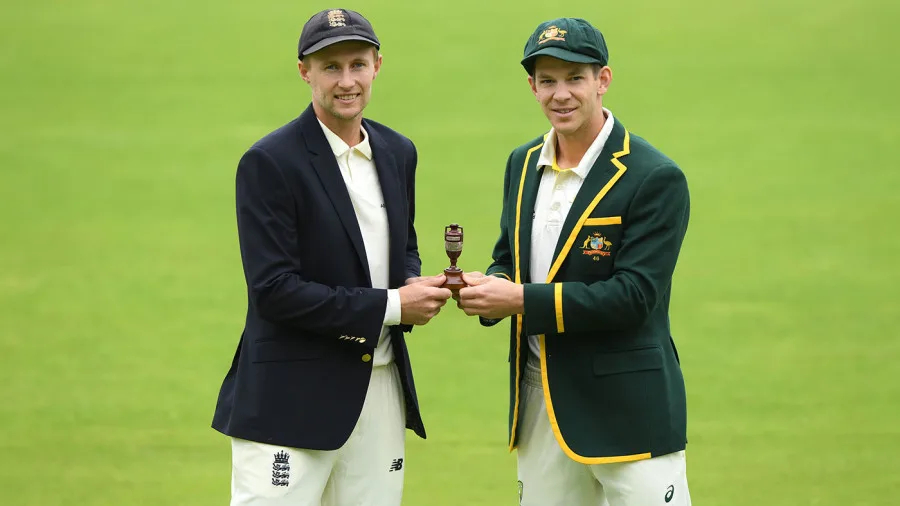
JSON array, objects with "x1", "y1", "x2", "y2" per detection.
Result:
[
  {"x1": 528, "y1": 75, "x2": 539, "y2": 101},
  {"x1": 598, "y1": 66, "x2": 612, "y2": 96},
  {"x1": 298, "y1": 60, "x2": 311, "y2": 83},
  {"x1": 372, "y1": 53, "x2": 383, "y2": 80}
]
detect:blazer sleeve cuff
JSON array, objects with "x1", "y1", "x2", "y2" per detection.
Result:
[
  {"x1": 523, "y1": 282, "x2": 564, "y2": 335},
  {"x1": 486, "y1": 267, "x2": 513, "y2": 281},
  {"x1": 479, "y1": 316, "x2": 504, "y2": 327}
]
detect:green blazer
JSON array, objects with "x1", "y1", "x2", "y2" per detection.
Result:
[{"x1": 483, "y1": 119, "x2": 690, "y2": 464}]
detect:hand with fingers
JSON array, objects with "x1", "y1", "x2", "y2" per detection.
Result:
[
  {"x1": 456, "y1": 272, "x2": 524, "y2": 320},
  {"x1": 399, "y1": 274, "x2": 453, "y2": 325}
]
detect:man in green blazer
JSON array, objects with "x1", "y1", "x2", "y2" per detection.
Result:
[{"x1": 457, "y1": 17, "x2": 692, "y2": 506}]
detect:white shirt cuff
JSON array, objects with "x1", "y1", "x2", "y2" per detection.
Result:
[{"x1": 383, "y1": 289, "x2": 402, "y2": 326}]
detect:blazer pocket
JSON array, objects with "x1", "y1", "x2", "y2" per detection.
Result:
[
  {"x1": 593, "y1": 346, "x2": 663, "y2": 376},
  {"x1": 583, "y1": 216, "x2": 622, "y2": 226},
  {"x1": 574, "y1": 218, "x2": 623, "y2": 275},
  {"x1": 252, "y1": 340, "x2": 324, "y2": 363}
]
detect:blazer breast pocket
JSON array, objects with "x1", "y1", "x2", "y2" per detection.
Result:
[{"x1": 572, "y1": 216, "x2": 623, "y2": 277}]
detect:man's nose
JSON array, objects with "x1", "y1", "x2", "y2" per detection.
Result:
[
  {"x1": 338, "y1": 68, "x2": 355, "y2": 89},
  {"x1": 552, "y1": 83, "x2": 572, "y2": 101}
]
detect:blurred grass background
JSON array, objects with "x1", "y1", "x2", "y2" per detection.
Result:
[{"x1": 1, "y1": 0, "x2": 898, "y2": 504}]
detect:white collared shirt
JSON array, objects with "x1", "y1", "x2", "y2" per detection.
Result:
[
  {"x1": 318, "y1": 119, "x2": 401, "y2": 366},
  {"x1": 528, "y1": 109, "x2": 615, "y2": 358}
]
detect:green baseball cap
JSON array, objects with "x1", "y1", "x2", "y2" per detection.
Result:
[{"x1": 521, "y1": 18, "x2": 609, "y2": 75}]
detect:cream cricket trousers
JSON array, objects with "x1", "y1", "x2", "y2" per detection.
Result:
[
  {"x1": 517, "y1": 358, "x2": 692, "y2": 506},
  {"x1": 230, "y1": 363, "x2": 406, "y2": 506}
]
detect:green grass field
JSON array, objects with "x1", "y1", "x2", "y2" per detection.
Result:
[{"x1": 2, "y1": 0, "x2": 899, "y2": 504}]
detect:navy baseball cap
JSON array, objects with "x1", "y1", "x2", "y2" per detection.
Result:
[{"x1": 298, "y1": 9, "x2": 380, "y2": 59}]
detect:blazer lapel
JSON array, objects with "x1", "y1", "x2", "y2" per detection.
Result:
[
  {"x1": 546, "y1": 120, "x2": 631, "y2": 283},
  {"x1": 365, "y1": 124, "x2": 406, "y2": 288},
  {"x1": 515, "y1": 140, "x2": 546, "y2": 284},
  {"x1": 300, "y1": 106, "x2": 371, "y2": 285}
]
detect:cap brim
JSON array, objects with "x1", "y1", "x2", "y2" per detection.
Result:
[
  {"x1": 302, "y1": 35, "x2": 379, "y2": 57},
  {"x1": 521, "y1": 47, "x2": 602, "y2": 72}
]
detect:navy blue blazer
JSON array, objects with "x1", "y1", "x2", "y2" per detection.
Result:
[{"x1": 212, "y1": 104, "x2": 425, "y2": 450}]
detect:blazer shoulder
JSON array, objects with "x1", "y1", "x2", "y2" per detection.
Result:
[
  {"x1": 508, "y1": 134, "x2": 547, "y2": 168},
  {"x1": 246, "y1": 115, "x2": 305, "y2": 161},
  {"x1": 625, "y1": 131, "x2": 682, "y2": 176},
  {"x1": 363, "y1": 118, "x2": 415, "y2": 151}
]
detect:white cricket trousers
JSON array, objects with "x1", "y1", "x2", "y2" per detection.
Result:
[
  {"x1": 230, "y1": 363, "x2": 406, "y2": 506},
  {"x1": 517, "y1": 356, "x2": 692, "y2": 506}
]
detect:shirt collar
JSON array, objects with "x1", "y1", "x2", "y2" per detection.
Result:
[
  {"x1": 317, "y1": 119, "x2": 373, "y2": 161},
  {"x1": 536, "y1": 108, "x2": 615, "y2": 179}
]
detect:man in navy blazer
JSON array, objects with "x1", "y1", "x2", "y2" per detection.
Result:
[{"x1": 211, "y1": 8, "x2": 452, "y2": 506}]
